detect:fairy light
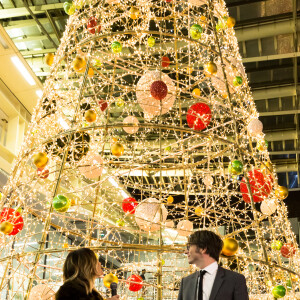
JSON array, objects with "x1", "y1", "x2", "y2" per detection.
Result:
[{"x1": 0, "y1": 0, "x2": 299, "y2": 299}]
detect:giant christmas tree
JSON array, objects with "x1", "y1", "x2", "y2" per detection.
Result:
[{"x1": 0, "y1": 0, "x2": 299, "y2": 299}]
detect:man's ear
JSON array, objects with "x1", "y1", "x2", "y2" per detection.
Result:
[{"x1": 201, "y1": 248, "x2": 207, "y2": 254}]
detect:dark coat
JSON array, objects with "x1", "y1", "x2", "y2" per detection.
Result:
[
  {"x1": 55, "y1": 280, "x2": 104, "y2": 300},
  {"x1": 177, "y1": 266, "x2": 249, "y2": 300}
]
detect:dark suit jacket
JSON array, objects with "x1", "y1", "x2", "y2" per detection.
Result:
[
  {"x1": 55, "y1": 280, "x2": 104, "y2": 300},
  {"x1": 177, "y1": 266, "x2": 249, "y2": 300}
]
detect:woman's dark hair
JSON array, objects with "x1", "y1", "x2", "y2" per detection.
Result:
[
  {"x1": 63, "y1": 248, "x2": 99, "y2": 294},
  {"x1": 188, "y1": 230, "x2": 223, "y2": 261}
]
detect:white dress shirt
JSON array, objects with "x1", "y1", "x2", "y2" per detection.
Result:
[{"x1": 196, "y1": 261, "x2": 218, "y2": 300}]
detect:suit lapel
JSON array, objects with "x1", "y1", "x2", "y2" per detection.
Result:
[{"x1": 209, "y1": 266, "x2": 225, "y2": 300}]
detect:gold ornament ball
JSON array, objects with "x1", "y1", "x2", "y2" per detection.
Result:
[
  {"x1": 111, "y1": 143, "x2": 124, "y2": 157},
  {"x1": 88, "y1": 68, "x2": 94, "y2": 77},
  {"x1": 195, "y1": 207, "x2": 203, "y2": 216},
  {"x1": 186, "y1": 67, "x2": 193, "y2": 74},
  {"x1": 0, "y1": 221, "x2": 14, "y2": 235},
  {"x1": 222, "y1": 238, "x2": 239, "y2": 256},
  {"x1": 130, "y1": 7, "x2": 139, "y2": 19},
  {"x1": 275, "y1": 186, "x2": 289, "y2": 200},
  {"x1": 72, "y1": 56, "x2": 86, "y2": 72},
  {"x1": 103, "y1": 273, "x2": 118, "y2": 289},
  {"x1": 62, "y1": 243, "x2": 69, "y2": 249},
  {"x1": 167, "y1": 196, "x2": 174, "y2": 203},
  {"x1": 85, "y1": 109, "x2": 97, "y2": 123},
  {"x1": 45, "y1": 53, "x2": 54, "y2": 66},
  {"x1": 192, "y1": 88, "x2": 201, "y2": 98},
  {"x1": 33, "y1": 152, "x2": 48, "y2": 169},
  {"x1": 204, "y1": 61, "x2": 217, "y2": 75},
  {"x1": 227, "y1": 16, "x2": 236, "y2": 28}
]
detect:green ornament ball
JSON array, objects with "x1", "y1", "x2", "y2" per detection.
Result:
[
  {"x1": 111, "y1": 41, "x2": 122, "y2": 53},
  {"x1": 190, "y1": 24, "x2": 202, "y2": 40},
  {"x1": 147, "y1": 37, "x2": 155, "y2": 47},
  {"x1": 233, "y1": 76, "x2": 243, "y2": 86},
  {"x1": 165, "y1": 146, "x2": 172, "y2": 152},
  {"x1": 271, "y1": 240, "x2": 283, "y2": 251},
  {"x1": 228, "y1": 160, "x2": 243, "y2": 175},
  {"x1": 116, "y1": 219, "x2": 125, "y2": 227},
  {"x1": 63, "y1": 1, "x2": 75, "y2": 15},
  {"x1": 53, "y1": 195, "x2": 71, "y2": 212},
  {"x1": 137, "y1": 298, "x2": 144, "y2": 300},
  {"x1": 272, "y1": 285, "x2": 286, "y2": 298}
]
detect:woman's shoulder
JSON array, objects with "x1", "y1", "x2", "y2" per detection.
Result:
[{"x1": 55, "y1": 281, "x2": 86, "y2": 299}]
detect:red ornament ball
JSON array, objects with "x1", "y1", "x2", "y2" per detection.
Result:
[
  {"x1": 127, "y1": 274, "x2": 143, "y2": 292},
  {"x1": 150, "y1": 80, "x2": 168, "y2": 100},
  {"x1": 0, "y1": 208, "x2": 24, "y2": 235},
  {"x1": 87, "y1": 17, "x2": 101, "y2": 34},
  {"x1": 187, "y1": 103, "x2": 212, "y2": 130},
  {"x1": 281, "y1": 243, "x2": 296, "y2": 258},
  {"x1": 240, "y1": 169, "x2": 273, "y2": 203},
  {"x1": 99, "y1": 100, "x2": 108, "y2": 112},
  {"x1": 161, "y1": 56, "x2": 170, "y2": 68},
  {"x1": 37, "y1": 168, "x2": 49, "y2": 179},
  {"x1": 122, "y1": 197, "x2": 138, "y2": 214},
  {"x1": 166, "y1": 0, "x2": 172, "y2": 2}
]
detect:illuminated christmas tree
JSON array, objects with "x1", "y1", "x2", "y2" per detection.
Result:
[{"x1": 0, "y1": 0, "x2": 299, "y2": 299}]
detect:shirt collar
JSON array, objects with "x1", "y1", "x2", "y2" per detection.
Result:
[{"x1": 200, "y1": 261, "x2": 218, "y2": 275}]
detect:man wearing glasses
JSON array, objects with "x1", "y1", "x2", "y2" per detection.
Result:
[{"x1": 177, "y1": 230, "x2": 249, "y2": 300}]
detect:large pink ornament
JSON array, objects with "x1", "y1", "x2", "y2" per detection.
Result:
[
  {"x1": 123, "y1": 116, "x2": 139, "y2": 134},
  {"x1": 79, "y1": 154, "x2": 104, "y2": 179},
  {"x1": 135, "y1": 198, "x2": 168, "y2": 232},
  {"x1": 211, "y1": 57, "x2": 245, "y2": 96},
  {"x1": 240, "y1": 169, "x2": 273, "y2": 203},
  {"x1": 247, "y1": 119, "x2": 263, "y2": 136},
  {"x1": 150, "y1": 80, "x2": 168, "y2": 100},
  {"x1": 187, "y1": 103, "x2": 212, "y2": 130},
  {"x1": 177, "y1": 220, "x2": 193, "y2": 236},
  {"x1": 136, "y1": 71, "x2": 176, "y2": 117},
  {"x1": 260, "y1": 199, "x2": 277, "y2": 215},
  {"x1": 127, "y1": 274, "x2": 143, "y2": 292},
  {"x1": 29, "y1": 284, "x2": 55, "y2": 300}
]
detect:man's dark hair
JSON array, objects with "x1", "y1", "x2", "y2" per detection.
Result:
[
  {"x1": 142, "y1": 269, "x2": 146, "y2": 272},
  {"x1": 188, "y1": 230, "x2": 223, "y2": 261}
]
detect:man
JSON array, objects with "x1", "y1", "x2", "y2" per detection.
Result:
[
  {"x1": 177, "y1": 230, "x2": 249, "y2": 300},
  {"x1": 140, "y1": 269, "x2": 146, "y2": 281}
]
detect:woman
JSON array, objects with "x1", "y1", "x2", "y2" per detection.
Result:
[{"x1": 55, "y1": 248, "x2": 119, "y2": 300}]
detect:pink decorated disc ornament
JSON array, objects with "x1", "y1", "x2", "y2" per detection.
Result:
[
  {"x1": 79, "y1": 154, "x2": 104, "y2": 179},
  {"x1": 240, "y1": 169, "x2": 273, "y2": 203},
  {"x1": 187, "y1": 103, "x2": 212, "y2": 130},
  {"x1": 247, "y1": 119, "x2": 263, "y2": 137},
  {"x1": 122, "y1": 197, "x2": 138, "y2": 214},
  {"x1": 177, "y1": 220, "x2": 193, "y2": 236},
  {"x1": 28, "y1": 284, "x2": 55, "y2": 300},
  {"x1": 211, "y1": 57, "x2": 245, "y2": 96},
  {"x1": 127, "y1": 274, "x2": 143, "y2": 292},
  {"x1": 136, "y1": 71, "x2": 176, "y2": 117},
  {"x1": 123, "y1": 116, "x2": 139, "y2": 134},
  {"x1": 135, "y1": 198, "x2": 168, "y2": 232},
  {"x1": 0, "y1": 208, "x2": 24, "y2": 235},
  {"x1": 188, "y1": 0, "x2": 206, "y2": 6}
]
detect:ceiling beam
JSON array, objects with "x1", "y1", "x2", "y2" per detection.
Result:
[
  {"x1": 3, "y1": 16, "x2": 67, "y2": 30},
  {"x1": 0, "y1": 3, "x2": 64, "y2": 19}
]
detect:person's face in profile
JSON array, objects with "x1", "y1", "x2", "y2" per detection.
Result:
[
  {"x1": 95, "y1": 261, "x2": 103, "y2": 277},
  {"x1": 185, "y1": 243, "x2": 204, "y2": 265}
]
